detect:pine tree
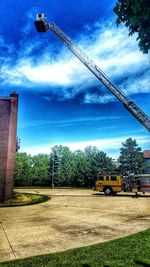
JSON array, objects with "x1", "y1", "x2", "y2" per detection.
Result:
[{"x1": 119, "y1": 138, "x2": 144, "y2": 174}]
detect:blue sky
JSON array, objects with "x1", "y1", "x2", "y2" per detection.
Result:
[{"x1": 0, "y1": 0, "x2": 150, "y2": 158}]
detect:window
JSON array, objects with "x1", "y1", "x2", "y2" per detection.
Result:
[
  {"x1": 106, "y1": 176, "x2": 109, "y2": 181},
  {"x1": 99, "y1": 176, "x2": 104, "y2": 181},
  {"x1": 111, "y1": 176, "x2": 117, "y2": 181}
]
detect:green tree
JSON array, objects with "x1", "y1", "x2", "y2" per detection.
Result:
[
  {"x1": 119, "y1": 138, "x2": 144, "y2": 174},
  {"x1": 114, "y1": 0, "x2": 150, "y2": 54},
  {"x1": 14, "y1": 152, "x2": 32, "y2": 185},
  {"x1": 72, "y1": 150, "x2": 88, "y2": 187},
  {"x1": 51, "y1": 145, "x2": 75, "y2": 186},
  {"x1": 14, "y1": 146, "x2": 116, "y2": 188},
  {"x1": 84, "y1": 146, "x2": 115, "y2": 187},
  {"x1": 50, "y1": 145, "x2": 115, "y2": 188},
  {"x1": 31, "y1": 154, "x2": 50, "y2": 186}
]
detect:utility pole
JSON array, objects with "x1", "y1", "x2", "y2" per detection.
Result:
[
  {"x1": 52, "y1": 152, "x2": 55, "y2": 188},
  {"x1": 51, "y1": 150, "x2": 60, "y2": 188}
]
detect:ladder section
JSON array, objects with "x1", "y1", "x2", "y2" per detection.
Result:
[{"x1": 49, "y1": 22, "x2": 150, "y2": 132}]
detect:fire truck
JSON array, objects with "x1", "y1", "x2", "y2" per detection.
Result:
[{"x1": 95, "y1": 173, "x2": 150, "y2": 195}]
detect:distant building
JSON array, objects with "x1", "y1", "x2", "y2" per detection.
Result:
[
  {"x1": 112, "y1": 159, "x2": 121, "y2": 169},
  {"x1": 143, "y1": 150, "x2": 150, "y2": 174},
  {"x1": 0, "y1": 92, "x2": 18, "y2": 202}
]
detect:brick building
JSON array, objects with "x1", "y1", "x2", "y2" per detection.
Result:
[{"x1": 0, "y1": 92, "x2": 18, "y2": 202}]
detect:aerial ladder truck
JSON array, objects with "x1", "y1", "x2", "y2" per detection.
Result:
[{"x1": 34, "y1": 14, "x2": 150, "y2": 132}]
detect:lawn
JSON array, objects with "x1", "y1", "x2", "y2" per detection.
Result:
[
  {"x1": 0, "y1": 228, "x2": 150, "y2": 267},
  {"x1": 0, "y1": 193, "x2": 49, "y2": 207}
]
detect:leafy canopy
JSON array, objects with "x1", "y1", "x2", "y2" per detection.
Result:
[
  {"x1": 15, "y1": 146, "x2": 115, "y2": 187},
  {"x1": 114, "y1": 0, "x2": 150, "y2": 54}
]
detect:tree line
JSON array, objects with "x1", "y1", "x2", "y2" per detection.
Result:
[
  {"x1": 15, "y1": 146, "x2": 115, "y2": 187},
  {"x1": 14, "y1": 138, "x2": 144, "y2": 187}
]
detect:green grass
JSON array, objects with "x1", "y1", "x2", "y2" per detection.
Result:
[
  {"x1": 0, "y1": 229, "x2": 150, "y2": 266},
  {"x1": 0, "y1": 193, "x2": 50, "y2": 207}
]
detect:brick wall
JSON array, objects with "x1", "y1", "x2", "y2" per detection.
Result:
[{"x1": 0, "y1": 93, "x2": 18, "y2": 201}]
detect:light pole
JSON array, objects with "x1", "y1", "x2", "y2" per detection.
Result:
[{"x1": 52, "y1": 152, "x2": 55, "y2": 188}]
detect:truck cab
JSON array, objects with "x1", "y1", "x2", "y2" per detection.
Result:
[{"x1": 96, "y1": 174, "x2": 122, "y2": 195}]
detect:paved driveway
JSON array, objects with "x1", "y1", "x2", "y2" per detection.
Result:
[{"x1": 0, "y1": 189, "x2": 150, "y2": 262}]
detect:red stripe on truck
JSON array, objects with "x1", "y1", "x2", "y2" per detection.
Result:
[{"x1": 141, "y1": 185, "x2": 150, "y2": 188}]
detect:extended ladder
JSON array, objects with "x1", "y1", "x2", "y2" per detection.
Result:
[{"x1": 35, "y1": 17, "x2": 150, "y2": 132}]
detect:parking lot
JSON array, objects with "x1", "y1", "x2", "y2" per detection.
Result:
[{"x1": 0, "y1": 188, "x2": 150, "y2": 262}]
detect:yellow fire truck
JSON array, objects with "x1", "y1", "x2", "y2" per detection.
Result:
[
  {"x1": 95, "y1": 174, "x2": 122, "y2": 195},
  {"x1": 95, "y1": 173, "x2": 150, "y2": 195}
]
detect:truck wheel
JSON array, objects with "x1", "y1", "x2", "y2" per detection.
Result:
[{"x1": 104, "y1": 186, "x2": 112, "y2": 195}]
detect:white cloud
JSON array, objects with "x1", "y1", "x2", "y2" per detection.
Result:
[
  {"x1": 0, "y1": 20, "x2": 150, "y2": 103},
  {"x1": 84, "y1": 93, "x2": 115, "y2": 104},
  {"x1": 121, "y1": 73, "x2": 150, "y2": 95},
  {"x1": 20, "y1": 135, "x2": 150, "y2": 159},
  {"x1": 18, "y1": 58, "x2": 79, "y2": 86},
  {"x1": 19, "y1": 115, "x2": 121, "y2": 129}
]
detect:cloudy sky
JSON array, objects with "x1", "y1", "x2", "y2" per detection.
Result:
[{"x1": 0, "y1": 0, "x2": 150, "y2": 158}]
